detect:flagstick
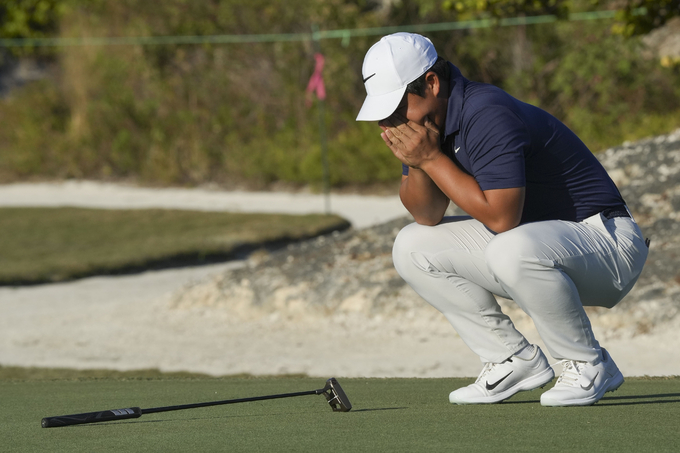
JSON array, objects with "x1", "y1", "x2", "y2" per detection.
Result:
[
  {"x1": 317, "y1": 93, "x2": 331, "y2": 215},
  {"x1": 312, "y1": 25, "x2": 331, "y2": 215}
]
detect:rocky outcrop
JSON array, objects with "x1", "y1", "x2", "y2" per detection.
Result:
[
  {"x1": 642, "y1": 17, "x2": 680, "y2": 66},
  {"x1": 592, "y1": 129, "x2": 680, "y2": 336},
  {"x1": 172, "y1": 129, "x2": 680, "y2": 339}
]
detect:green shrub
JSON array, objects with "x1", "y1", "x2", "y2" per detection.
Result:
[{"x1": 0, "y1": 1, "x2": 679, "y2": 187}]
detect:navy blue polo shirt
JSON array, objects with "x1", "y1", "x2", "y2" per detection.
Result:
[{"x1": 403, "y1": 63, "x2": 624, "y2": 224}]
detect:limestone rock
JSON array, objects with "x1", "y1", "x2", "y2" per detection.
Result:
[{"x1": 172, "y1": 129, "x2": 680, "y2": 339}]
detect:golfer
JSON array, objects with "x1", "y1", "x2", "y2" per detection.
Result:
[{"x1": 356, "y1": 33, "x2": 648, "y2": 406}]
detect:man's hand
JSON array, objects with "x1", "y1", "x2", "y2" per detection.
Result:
[{"x1": 379, "y1": 113, "x2": 442, "y2": 170}]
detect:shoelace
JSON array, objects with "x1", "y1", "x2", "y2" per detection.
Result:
[
  {"x1": 474, "y1": 357, "x2": 516, "y2": 384},
  {"x1": 474, "y1": 362, "x2": 498, "y2": 384},
  {"x1": 555, "y1": 360, "x2": 587, "y2": 387}
]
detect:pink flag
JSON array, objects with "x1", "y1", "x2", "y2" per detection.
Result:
[{"x1": 306, "y1": 53, "x2": 326, "y2": 107}]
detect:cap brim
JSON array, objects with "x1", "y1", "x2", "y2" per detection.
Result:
[{"x1": 356, "y1": 86, "x2": 407, "y2": 121}]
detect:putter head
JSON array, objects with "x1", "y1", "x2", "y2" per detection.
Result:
[{"x1": 319, "y1": 378, "x2": 352, "y2": 412}]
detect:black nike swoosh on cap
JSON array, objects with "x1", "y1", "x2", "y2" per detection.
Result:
[
  {"x1": 362, "y1": 73, "x2": 376, "y2": 83},
  {"x1": 485, "y1": 371, "x2": 513, "y2": 391}
]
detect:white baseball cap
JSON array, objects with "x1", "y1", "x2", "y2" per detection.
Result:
[{"x1": 356, "y1": 32, "x2": 438, "y2": 121}]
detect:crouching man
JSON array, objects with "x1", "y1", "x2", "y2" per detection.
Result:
[{"x1": 356, "y1": 33, "x2": 648, "y2": 406}]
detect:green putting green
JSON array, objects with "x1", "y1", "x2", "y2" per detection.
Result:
[
  {"x1": 0, "y1": 207, "x2": 349, "y2": 284},
  {"x1": 2, "y1": 373, "x2": 679, "y2": 452}
]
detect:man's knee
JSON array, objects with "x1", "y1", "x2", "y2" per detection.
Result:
[
  {"x1": 392, "y1": 222, "x2": 451, "y2": 281},
  {"x1": 485, "y1": 231, "x2": 544, "y2": 287},
  {"x1": 392, "y1": 223, "x2": 424, "y2": 278}
]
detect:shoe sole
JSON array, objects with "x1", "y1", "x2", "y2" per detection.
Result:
[
  {"x1": 450, "y1": 366, "x2": 555, "y2": 405},
  {"x1": 540, "y1": 371, "x2": 624, "y2": 407}
]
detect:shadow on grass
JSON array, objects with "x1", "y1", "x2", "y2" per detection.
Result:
[
  {"x1": 69, "y1": 419, "x2": 169, "y2": 428},
  {"x1": 352, "y1": 407, "x2": 408, "y2": 413},
  {"x1": 501, "y1": 399, "x2": 541, "y2": 405},
  {"x1": 67, "y1": 412, "x2": 291, "y2": 428},
  {"x1": 502, "y1": 393, "x2": 680, "y2": 407},
  {"x1": 597, "y1": 392, "x2": 680, "y2": 406}
]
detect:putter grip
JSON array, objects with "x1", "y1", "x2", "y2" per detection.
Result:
[{"x1": 41, "y1": 407, "x2": 142, "y2": 428}]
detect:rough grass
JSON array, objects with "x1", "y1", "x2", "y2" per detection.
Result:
[
  {"x1": 2, "y1": 370, "x2": 679, "y2": 452},
  {"x1": 0, "y1": 207, "x2": 350, "y2": 285}
]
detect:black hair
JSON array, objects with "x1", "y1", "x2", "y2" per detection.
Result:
[{"x1": 405, "y1": 57, "x2": 450, "y2": 97}]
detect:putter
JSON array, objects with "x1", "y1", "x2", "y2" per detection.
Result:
[{"x1": 41, "y1": 377, "x2": 351, "y2": 428}]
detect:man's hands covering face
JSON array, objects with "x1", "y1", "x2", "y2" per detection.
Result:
[{"x1": 379, "y1": 113, "x2": 442, "y2": 170}]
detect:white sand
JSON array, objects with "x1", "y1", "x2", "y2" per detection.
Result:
[
  {"x1": 1, "y1": 181, "x2": 678, "y2": 378},
  {"x1": 0, "y1": 180, "x2": 408, "y2": 229}
]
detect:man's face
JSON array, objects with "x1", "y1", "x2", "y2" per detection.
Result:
[
  {"x1": 378, "y1": 82, "x2": 442, "y2": 131},
  {"x1": 388, "y1": 93, "x2": 432, "y2": 126}
]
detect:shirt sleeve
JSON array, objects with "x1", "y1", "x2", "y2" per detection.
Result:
[{"x1": 463, "y1": 105, "x2": 528, "y2": 191}]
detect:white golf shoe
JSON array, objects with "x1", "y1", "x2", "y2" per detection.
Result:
[
  {"x1": 540, "y1": 348, "x2": 623, "y2": 407},
  {"x1": 449, "y1": 345, "x2": 555, "y2": 404}
]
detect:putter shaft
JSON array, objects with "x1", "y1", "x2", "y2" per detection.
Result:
[{"x1": 41, "y1": 378, "x2": 350, "y2": 428}]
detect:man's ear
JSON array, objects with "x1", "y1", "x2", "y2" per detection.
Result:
[{"x1": 425, "y1": 72, "x2": 441, "y2": 98}]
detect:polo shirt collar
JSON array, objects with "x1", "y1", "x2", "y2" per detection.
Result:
[{"x1": 443, "y1": 62, "x2": 466, "y2": 138}]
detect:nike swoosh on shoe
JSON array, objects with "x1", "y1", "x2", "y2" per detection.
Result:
[
  {"x1": 580, "y1": 372, "x2": 599, "y2": 391},
  {"x1": 485, "y1": 371, "x2": 513, "y2": 391}
]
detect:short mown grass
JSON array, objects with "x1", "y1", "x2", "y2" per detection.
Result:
[
  {"x1": 0, "y1": 207, "x2": 349, "y2": 285},
  {"x1": 2, "y1": 368, "x2": 679, "y2": 452}
]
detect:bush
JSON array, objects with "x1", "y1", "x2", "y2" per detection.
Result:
[{"x1": 1, "y1": 0, "x2": 679, "y2": 188}]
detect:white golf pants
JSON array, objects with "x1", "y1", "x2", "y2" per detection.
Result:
[{"x1": 392, "y1": 211, "x2": 648, "y2": 365}]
